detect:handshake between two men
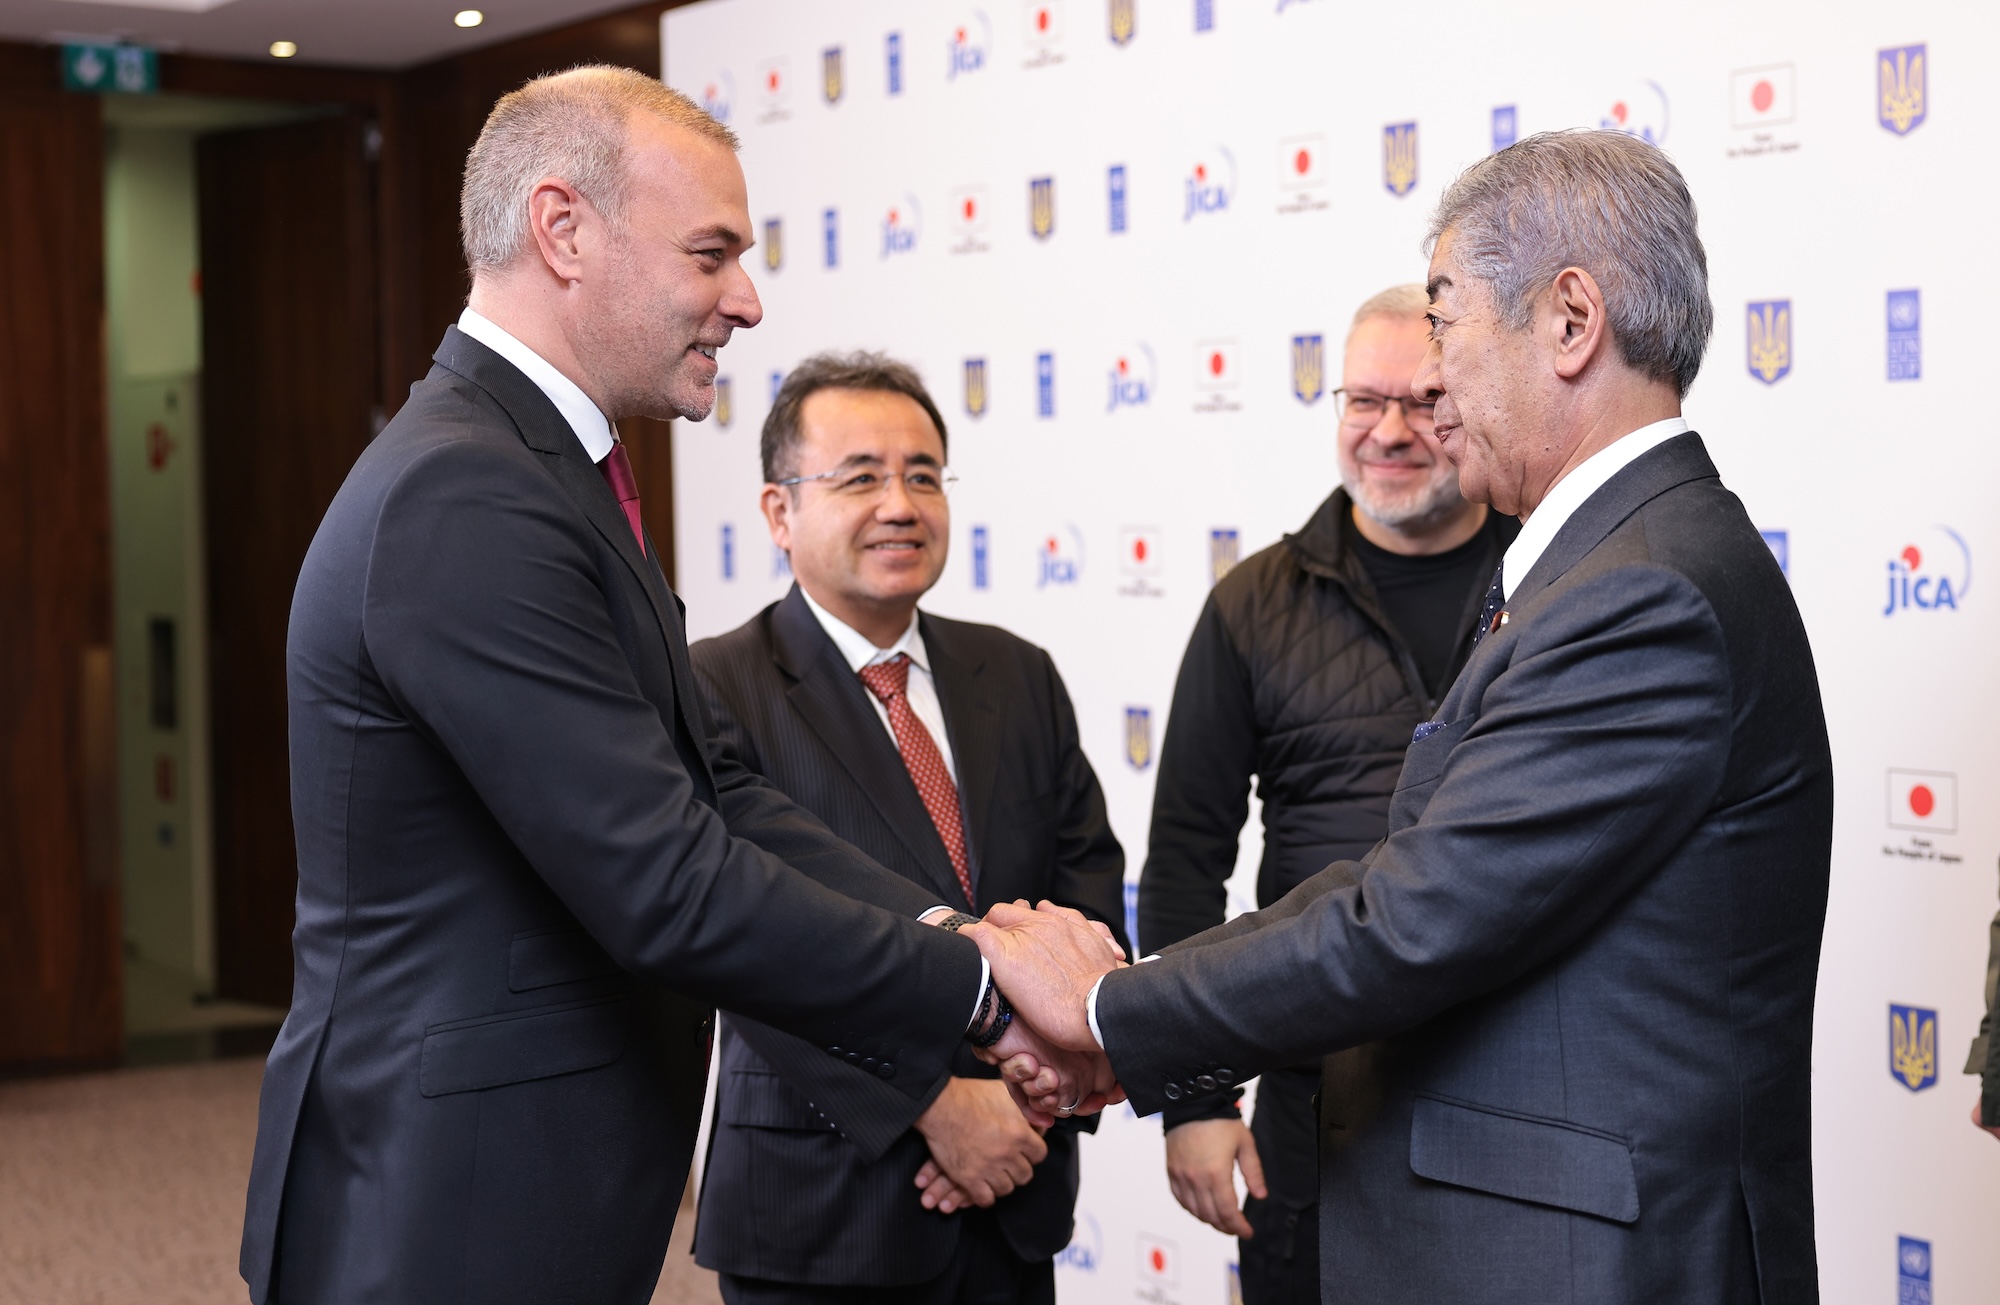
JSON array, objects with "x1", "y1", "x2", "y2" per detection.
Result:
[{"x1": 964, "y1": 901, "x2": 1131, "y2": 1127}]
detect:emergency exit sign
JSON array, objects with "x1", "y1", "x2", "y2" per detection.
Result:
[{"x1": 62, "y1": 42, "x2": 159, "y2": 95}]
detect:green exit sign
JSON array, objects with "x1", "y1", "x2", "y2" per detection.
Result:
[{"x1": 62, "y1": 42, "x2": 159, "y2": 95}]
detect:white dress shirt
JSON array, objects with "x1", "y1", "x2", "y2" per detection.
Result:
[
  {"x1": 461, "y1": 312, "x2": 987, "y2": 1019},
  {"x1": 798, "y1": 588, "x2": 988, "y2": 1022},
  {"x1": 456, "y1": 308, "x2": 617, "y2": 463},
  {"x1": 1500, "y1": 416, "x2": 1689, "y2": 599},
  {"x1": 798, "y1": 588, "x2": 957, "y2": 783},
  {"x1": 1084, "y1": 416, "x2": 1695, "y2": 1052}
]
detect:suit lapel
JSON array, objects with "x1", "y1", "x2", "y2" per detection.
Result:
[
  {"x1": 432, "y1": 327, "x2": 715, "y2": 791},
  {"x1": 922, "y1": 614, "x2": 1000, "y2": 905},
  {"x1": 770, "y1": 589, "x2": 966, "y2": 906}
]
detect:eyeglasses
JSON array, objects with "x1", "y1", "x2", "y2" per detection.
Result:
[
  {"x1": 772, "y1": 466, "x2": 959, "y2": 499},
  {"x1": 1333, "y1": 388, "x2": 1436, "y2": 434}
]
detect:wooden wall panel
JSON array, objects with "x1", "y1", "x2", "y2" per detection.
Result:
[
  {"x1": 200, "y1": 115, "x2": 379, "y2": 1006},
  {"x1": 0, "y1": 64, "x2": 124, "y2": 1071}
]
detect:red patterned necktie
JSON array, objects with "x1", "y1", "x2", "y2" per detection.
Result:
[
  {"x1": 598, "y1": 440, "x2": 647, "y2": 555},
  {"x1": 856, "y1": 653, "x2": 974, "y2": 907}
]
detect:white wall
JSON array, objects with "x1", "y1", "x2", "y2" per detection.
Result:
[{"x1": 666, "y1": 3, "x2": 2000, "y2": 1301}]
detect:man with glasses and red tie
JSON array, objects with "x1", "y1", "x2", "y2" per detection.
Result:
[
  {"x1": 1137, "y1": 285, "x2": 1517, "y2": 1304},
  {"x1": 690, "y1": 351, "x2": 1127, "y2": 1305}
]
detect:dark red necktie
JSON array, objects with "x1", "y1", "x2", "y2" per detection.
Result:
[
  {"x1": 598, "y1": 441, "x2": 647, "y2": 555},
  {"x1": 856, "y1": 653, "x2": 974, "y2": 907}
]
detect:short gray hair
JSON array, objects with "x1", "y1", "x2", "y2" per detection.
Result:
[
  {"x1": 1348, "y1": 283, "x2": 1429, "y2": 339},
  {"x1": 461, "y1": 65, "x2": 738, "y2": 276},
  {"x1": 762, "y1": 351, "x2": 949, "y2": 484},
  {"x1": 1425, "y1": 130, "x2": 1712, "y2": 397}
]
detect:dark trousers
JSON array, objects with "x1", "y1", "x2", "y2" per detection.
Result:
[
  {"x1": 717, "y1": 1208, "x2": 1054, "y2": 1305},
  {"x1": 1239, "y1": 1194, "x2": 1320, "y2": 1305},
  {"x1": 1238, "y1": 1066, "x2": 1321, "y2": 1305}
]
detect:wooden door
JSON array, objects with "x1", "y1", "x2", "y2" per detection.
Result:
[
  {"x1": 0, "y1": 54, "x2": 123, "y2": 1072},
  {"x1": 199, "y1": 114, "x2": 378, "y2": 1006}
]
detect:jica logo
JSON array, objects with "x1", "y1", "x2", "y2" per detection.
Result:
[
  {"x1": 948, "y1": 11, "x2": 992, "y2": 80},
  {"x1": 880, "y1": 196, "x2": 922, "y2": 258},
  {"x1": 1182, "y1": 146, "x2": 1237, "y2": 221},
  {"x1": 1037, "y1": 524, "x2": 1084, "y2": 588},
  {"x1": 1884, "y1": 526, "x2": 1970, "y2": 616},
  {"x1": 1105, "y1": 343, "x2": 1156, "y2": 412},
  {"x1": 1055, "y1": 1210, "x2": 1102, "y2": 1273},
  {"x1": 698, "y1": 70, "x2": 733, "y2": 123}
]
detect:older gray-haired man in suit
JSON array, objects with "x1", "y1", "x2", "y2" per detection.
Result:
[{"x1": 969, "y1": 129, "x2": 1835, "y2": 1304}]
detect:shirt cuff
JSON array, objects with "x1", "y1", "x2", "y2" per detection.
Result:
[
  {"x1": 1087, "y1": 954, "x2": 1155, "y2": 1052},
  {"x1": 969, "y1": 957, "x2": 990, "y2": 1033},
  {"x1": 919, "y1": 905, "x2": 956, "y2": 923}
]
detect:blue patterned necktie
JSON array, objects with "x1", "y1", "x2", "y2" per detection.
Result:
[{"x1": 1470, "y1": 564, "x2": 1506, "y2": 650}]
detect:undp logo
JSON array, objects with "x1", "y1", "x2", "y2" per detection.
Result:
[
  {"x1": 1882, "y1": 526, "x2": 1970, "y2": 616},
  {"x1": 1182, "y1": 146, "x2": 1237, "y2": 221},
  {"x1": 1106, "y1": 343, "x2": 1156, "y2": 412},
  {"x1": 880, "y1": 195, "x2": 923, "y2": 259},
  {"x1": 1037, "y1": 523, "x2": 1084, "y2": 588},
  {"x1": 948, "y1": 10, "x2": 993, "y2": 80}
]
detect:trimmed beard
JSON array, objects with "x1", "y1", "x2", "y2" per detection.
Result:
[{"x1": 1342, "y1": 462, "x2": 1467, "y2": 535}]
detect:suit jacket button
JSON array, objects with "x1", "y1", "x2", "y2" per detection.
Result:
[
  {"x1": 1215, "y1": 1068, "x2": 1234, "y2": 1085},
  {"x1": 876, "y1": 1062, "x2": 896, "y2": 1079},
  {"x1": 828, "y1": 1046, "x2": 844, "y2": 1057},
  {"x1": 1163, "y1": 1083, "x2": 1183, "y2": 1102},
  {"x1": 1196, "y1": 1074, "x2": 1218, "y2": 1093},
  {"x1": 846, "y1": 1052, "x2": 862, "y2": 1064}
]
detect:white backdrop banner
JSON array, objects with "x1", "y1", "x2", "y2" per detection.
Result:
[{"x1": 663, "y1": 3, "x2": 1999, "y2": 1301}]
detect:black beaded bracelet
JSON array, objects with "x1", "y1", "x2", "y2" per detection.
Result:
[{"x1": 967, "y1": 986, "x2": 1013, "y2": 1048}]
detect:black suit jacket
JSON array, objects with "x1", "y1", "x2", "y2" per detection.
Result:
[
  {"x1": 691, "y1": 586, "x2": 1127, "y2": 1286},
  {"x1": 1097, "y1": 434, "x2": 1833, "y2": 1304},
  {"x1": 241, "y1": 329, "x2": 985, "y2": 1305}
]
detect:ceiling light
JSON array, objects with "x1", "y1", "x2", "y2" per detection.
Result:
[
  {"x1": 454, "y1": 9, "x2": 484, "y2": 27},
  {"x1": 268, "y1": 40, "x2": 296, "y2": 57}
]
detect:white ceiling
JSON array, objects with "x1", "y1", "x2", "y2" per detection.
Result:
[{"x1": 0, "y1": 0, "x2": 651, "y2": 70}]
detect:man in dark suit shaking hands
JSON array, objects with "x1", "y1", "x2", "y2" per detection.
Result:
[
  {"x1": 241, "y1": 70, "x2": 1088, "y2": 1305},
  {"x1": 975, "y1": 130, "x2": 1835, "y2": 1303},
  {"x1": 692, "y1": 352, "x2": 1128, "y2": 1305}
]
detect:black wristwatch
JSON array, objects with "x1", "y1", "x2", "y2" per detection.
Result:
[{"x1": 934, "y1": 911, "x2": 979, "y2": 932}]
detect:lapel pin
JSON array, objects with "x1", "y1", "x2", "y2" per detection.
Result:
[{"x1": 1489, "y1": 609, "x2": 1510, "y2": 635}]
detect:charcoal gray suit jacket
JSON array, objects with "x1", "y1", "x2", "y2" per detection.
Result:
[
  {"x1": 1096, "y1": 433, "x2": 1833, "y2": 1304},
  {"x1": 691, "y1": 585, "x2": 1127, "y2": 1285},
  {"x1": 240, "y1": 329, "x2": 984, "y2": 1305}
]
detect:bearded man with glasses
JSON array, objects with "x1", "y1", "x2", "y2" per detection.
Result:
[
  {"x1": 1137, "y1": 285, "x2": 1517, "y2": 1304},
  {"x1": 691, "y1": 351, "x2": 1127, "y2": 1305}
]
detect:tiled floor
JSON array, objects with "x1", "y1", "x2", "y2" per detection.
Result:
[{"x1": 0, "y1": 1057, "x2": 720, "y2": 1305}]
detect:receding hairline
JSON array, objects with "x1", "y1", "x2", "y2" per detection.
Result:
[{"x1": 796, "y1": 385, "x2": 947, "y2": 440}]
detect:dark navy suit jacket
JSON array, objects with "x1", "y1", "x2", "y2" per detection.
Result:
[
  {"x1": 241, "y1": 330, "x2": 984, "y2": 1304},
  {"x1": 1097, "y1": 434, "x2": 1833, "y2": 1304},
  {"x1": 691, "y1": 586, "x2": 1127, "y2": 1285}
]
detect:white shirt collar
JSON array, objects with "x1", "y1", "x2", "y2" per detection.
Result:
[
  {"x1": 456, "y1": 308, "x2": 617, "y2": 463},
  {"x1": 1501, "y1": 416, "x2": 1689, "y2": 599},
  {"x1": 798, "y1": 585, "x2": 932, "y2": 676}
]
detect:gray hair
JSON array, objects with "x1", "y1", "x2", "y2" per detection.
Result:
[
  {"x1": 762, "y1": 351, "x2": 949, "y2": 484},
  {"x1": 461, "y1": 65, "x2": 738, "y2": 276},
  {"x1": 1424, "y1": 130, "x2": 1712, "y2": 397},
  {"x1": 1347, "y1": 283, "x2": 1429, "y2": 341}
]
